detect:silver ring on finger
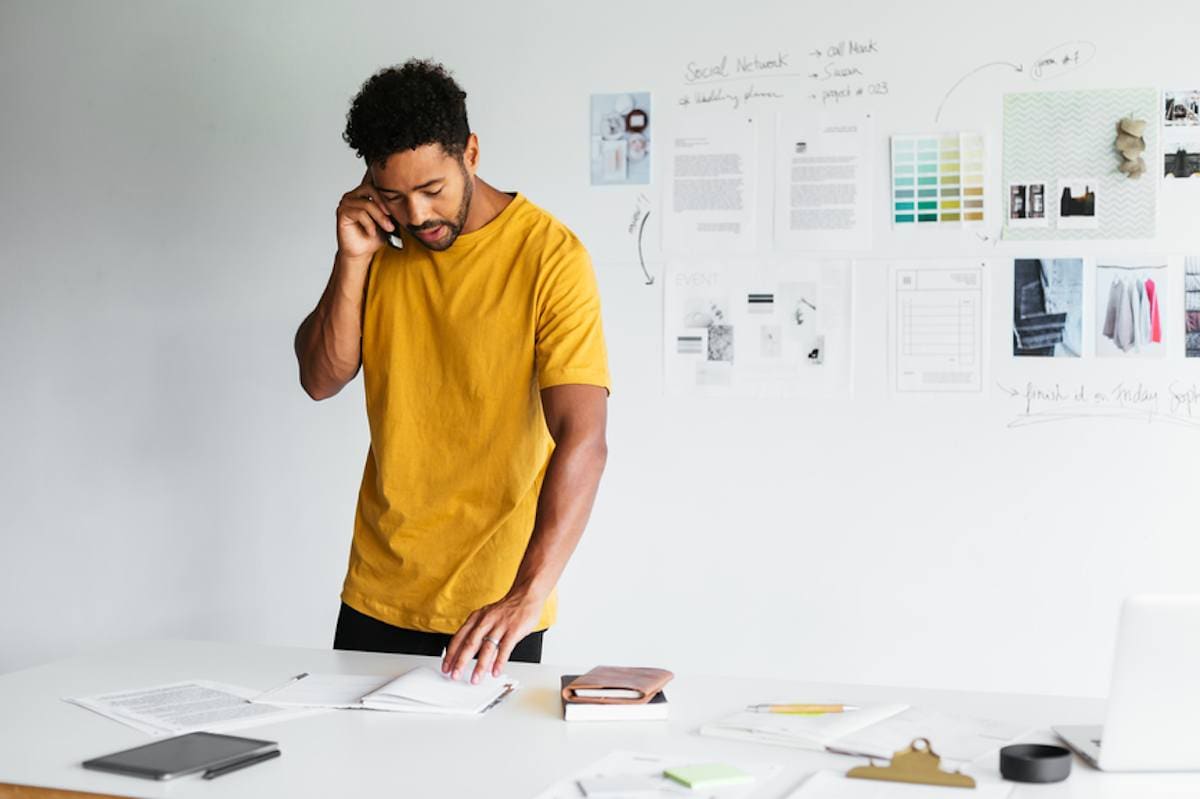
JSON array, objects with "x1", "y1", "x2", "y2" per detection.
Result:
[{"x1": 483, "y1": 636, "x2": 501, "y2": 647}]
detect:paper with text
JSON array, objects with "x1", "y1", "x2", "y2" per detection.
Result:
[
  {"x1": 834, "y1": 707, "x2": 1028, "y2": 765},
  {"x1": 664, "y1": 114, "x2": 757, "y2": 253},
  {"x1": 890, "y1": 262, "x2": 986, "y2": 394},
  {"x1": 775, "y1": 113, "x2": 873, "y2": 250},
  {"x1": 665, "y1": 259, "x2": 852, "y2": 398},
  {"x1": 65, "y1": 680, "x2": 323, "y2": 736}
]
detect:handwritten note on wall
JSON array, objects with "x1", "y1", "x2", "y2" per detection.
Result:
[
  {"x1": 998, "y1": 380, "x2": 1200, "y2": 430},
  {"x1": 677, "y1": 38, "x2": 888, "y2": 111}
]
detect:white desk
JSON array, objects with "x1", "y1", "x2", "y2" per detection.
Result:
[{"x1": 0, "y1": 639, "x2": 1195, "y2": 798}]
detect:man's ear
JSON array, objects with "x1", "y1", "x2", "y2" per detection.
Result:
[{"x1": 461, "y1": 133, "x2": 480, "y2": 175}]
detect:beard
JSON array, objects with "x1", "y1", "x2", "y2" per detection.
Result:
[{"x1": 407, "y1": 163, "x2": 473, "y2": 252}]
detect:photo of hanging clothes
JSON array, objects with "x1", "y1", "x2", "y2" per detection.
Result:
[{"x1": 1098, "y1": 263, "x2": 1165, "y2": 356}]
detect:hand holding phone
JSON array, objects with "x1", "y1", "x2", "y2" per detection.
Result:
[
  {"x1": 335, "y1": 168, "x2": 396, "y2": 260},
  {"x1": 381, "y1": 214, "x2": 404, "y2": 249}
]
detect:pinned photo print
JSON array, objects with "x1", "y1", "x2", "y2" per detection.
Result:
[
  {"x1": 1007, "y1": 181, "x2": 1048, "y2": 228},
  {"x1": 707, "y1": 325, "x2": 734, "y2": 362},
  {"x1": 680, "y1": 292, "x2": 734, "y2": 363},
  {"x1": 590, "y1": 92, "x2": 651, "y2": 185},
  {"x1": 1162, "y1": 90, "x2": 1200, "y2": 180},
  {"x1": 1096, "y1": 261, "x2": 1167, "y2": 358},
  {"x1": 682, "y1": 293, "x2": 730, "y2": 329},
  {"x1": 1186, "y1": 257, "x2": 1200, "y2": 358},
  {"x1": 1164, "y1": 145, "x2": 1200, "y2": 179},
  {"x1": 1012, "y1": 258, "x2": 1082, "y2": 357},
  {"x1": 777, "y1": 281, "x2": 821, "y2": 362},
  {"x1": 1165, "y1": 89, "x2": 1200, "y2": 127},
  {"x1": 1057, "y1": 179, "x2": 1098, "y2": 229}
]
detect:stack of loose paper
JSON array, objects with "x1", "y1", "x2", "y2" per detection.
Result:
[
  {"x1": 253, "y1": 666, "x2": 517, "y2": 715},
  {"x1": 700, "y1": 704, "x2": 1027, "y2": 765},
  {"x1": 785, "y1": 770, "x2": 1012, "y2": 799},
  {"x1": 64, "y1": 681, "x2": 324, "y2": 736},
  {"x1": 532, "y1": 750, "x2": 783, "y2": 799},
  {"x1": 701, "y1": 704, "x2": 907, "y2": 751}
]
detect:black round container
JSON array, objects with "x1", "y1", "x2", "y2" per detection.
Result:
[{"x1": 999, "y1": 744, "x2": 1072, "y2": 783}]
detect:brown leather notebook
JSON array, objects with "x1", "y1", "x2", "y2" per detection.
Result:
[{"x1": 561, "y1": 666, "x2": 674, "y2": 705}]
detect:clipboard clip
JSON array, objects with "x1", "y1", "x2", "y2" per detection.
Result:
[
  {"x1": 479, "y1": 682, "x2": 517, "y2": 714},
  {"x1": 846, "y1": 737, "x2": 976, "y2": 789}
]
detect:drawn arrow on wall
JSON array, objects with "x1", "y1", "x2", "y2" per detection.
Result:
[
  {"x1": 637, "y1": 212, "x2": 654, "y2": 285},
  {"x1": 935, "y1": 61, "x2": 1024, "y2": 123}
]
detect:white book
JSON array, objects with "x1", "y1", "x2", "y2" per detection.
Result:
[
  {"x1": 564, "y1": 699, "x2": 669, "y2": 722},
  {"x1": 253, "y1": 667, "x2": 517, "y2": 716}
]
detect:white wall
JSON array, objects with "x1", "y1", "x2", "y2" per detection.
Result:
[{"x1": 2, "y1": 0, "x2": 1197, "y2": 697}]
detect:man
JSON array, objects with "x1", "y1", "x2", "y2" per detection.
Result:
[{"x1": 294, "y1": 60, "x2": 609, "y2": 685}]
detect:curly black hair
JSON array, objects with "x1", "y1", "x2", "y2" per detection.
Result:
[{"x1": 343, "y1": 59, "x2": 470, "y2": 165}]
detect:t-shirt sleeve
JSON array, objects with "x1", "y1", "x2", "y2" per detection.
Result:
[{"x1": 535, "y1": 239, "x2": 612, "y2": 393}]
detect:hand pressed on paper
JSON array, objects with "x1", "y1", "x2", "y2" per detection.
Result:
[{"x1": 441, "y1": 591, "x2": 544, "y2": 684}]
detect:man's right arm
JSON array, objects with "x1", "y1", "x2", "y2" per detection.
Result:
[
  {"x1": 294, "y1": 171, "x2": 396, "y2": 401},
  {"x1": 294, "y1": 252, "x2": 372, "y2": 400}
]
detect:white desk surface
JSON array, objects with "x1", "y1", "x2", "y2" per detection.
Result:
[{"x1": 1, "y1": 639, "x2": 1197, "y2": 798}]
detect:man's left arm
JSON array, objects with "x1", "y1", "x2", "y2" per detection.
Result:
[{"x1": 443, "y1": 383, "x2": 608, "y2": 682}]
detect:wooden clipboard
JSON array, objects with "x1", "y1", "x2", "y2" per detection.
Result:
[{"x1": 847, "y1": 737, "x2": 976, "y2": 789}]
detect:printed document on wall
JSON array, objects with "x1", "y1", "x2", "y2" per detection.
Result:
[
  {"x1": 665, "y1": 259, "x2": 852, "y2": 398},
  {"x1": 775, "y1": 112, "x2": 873, "y2": 250},
  {"x1": 889, "y1": 261, "x2": 986, "y2": 394},
  {"x1": 664, "y1": 113, "x2": 757, "y2": 252}
]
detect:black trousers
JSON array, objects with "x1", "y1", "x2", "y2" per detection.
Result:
[{"x1": 333, "y1": 603, "x2": 545, "y2": 663}]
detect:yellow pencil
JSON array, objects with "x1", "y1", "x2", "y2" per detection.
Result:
[{"x1": 746, "y1": 703, "x2": 860, "y2": 714}]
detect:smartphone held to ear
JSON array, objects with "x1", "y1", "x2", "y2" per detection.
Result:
[{"x1": 380, "y1": 215, "x2": 403, "y2": 249}]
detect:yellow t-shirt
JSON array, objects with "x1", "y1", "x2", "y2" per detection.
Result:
[{"x1": 341, "y1": 193, "x2": 611, "y2": 634}]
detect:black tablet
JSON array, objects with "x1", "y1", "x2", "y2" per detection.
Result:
[{"x1": 82, "y1": 731, "x2": 278, "y2": 780}]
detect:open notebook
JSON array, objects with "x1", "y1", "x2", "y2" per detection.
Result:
[
  {"x1": 700, "y1": 704, "x2": 1026, "y2": 765},
  {"x1": 252, "y1": 667, "x2": 517, "y2": 716}
]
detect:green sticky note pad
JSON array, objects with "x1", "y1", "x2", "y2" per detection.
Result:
[{"x1": 663, "y1": 763, "x2": 753, "y2": 789}]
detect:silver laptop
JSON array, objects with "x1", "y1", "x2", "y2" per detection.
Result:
[{"x1": 1055, "y1": 595, "x2": 1200, "y2": 771}]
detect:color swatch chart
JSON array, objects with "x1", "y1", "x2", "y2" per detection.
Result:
[{"x1": 891, "y1": 133, "x2": 985, "y2": 226}]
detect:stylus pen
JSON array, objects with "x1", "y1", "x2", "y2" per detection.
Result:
[
  {"x1": 746, "y1": 704, "x2": 860, "y2": 714},
  {"x1": 202, "y1": 749, "x2": 281, "y2": 780}
]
